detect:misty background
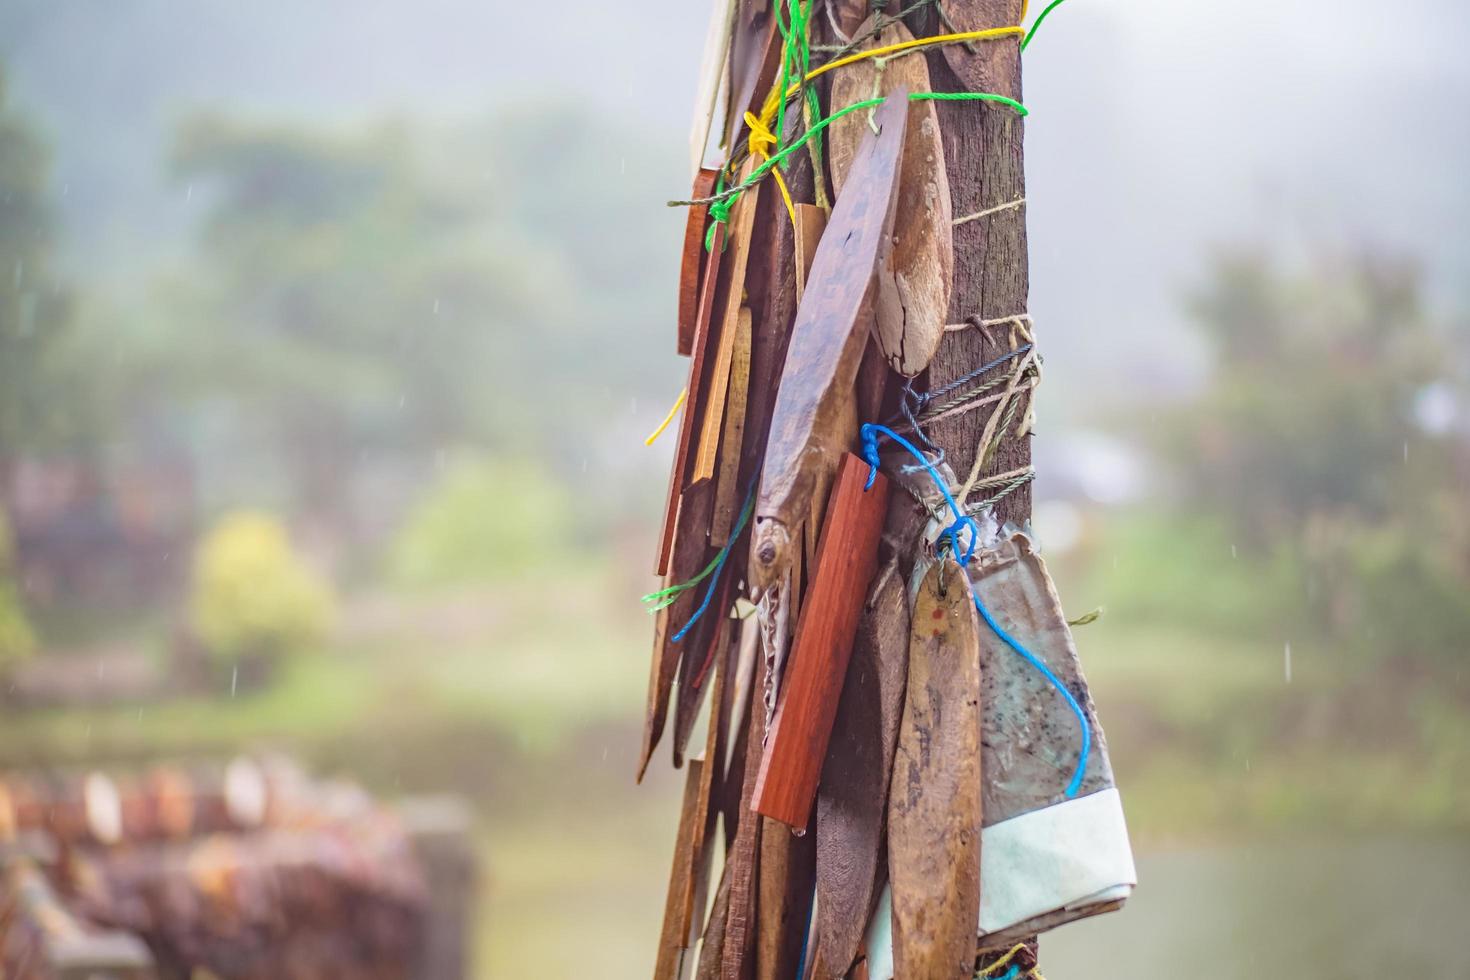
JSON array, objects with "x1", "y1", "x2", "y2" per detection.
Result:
[{"x1": 1, "y1": 1, "x2": 1468, "y2": 977}]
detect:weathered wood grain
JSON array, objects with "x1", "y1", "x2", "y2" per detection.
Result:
[
  {"x1": 755, "y1": 821, "x2": 816, "y2": 980},
  {"x1": 697, "y1": 860, "x2": 734, "y2": 980},
  {"x1": 655, "y1": 757, "x2": 707, "y2": 980},
  {"x1": 695, "y1": 163, "x2": 761, "y2": 485},
  {"x1": 829, "y1": 16, "x2": 953, "y2": 378},
  {"x1": 814, "y1": 566, "x2": 909, "y2": 978},
  {"x1": 711, "y1": 306, "x2": 754, "y2": 540},
  {"x1": 679, "y1": 168, "x2": 721, "y2": 356},
  {"x1": 753, "y1": 455, "x2": 891, "y2": 829},
  {"x1": 919, "y1": 0, "x2": 1031, "y2": 529},
  {"x1": 724, "y1": 0, "x2": 781, "y2": 151},
  {"x1": 936, "y1": 0, "x2": 1023, "y2": 98},
  {"x1": 751, "y1": 90, "x2": 908, "y2": 593},
  {"x1": 888, "y1": 560, "x2": 983, "y2": 980}
]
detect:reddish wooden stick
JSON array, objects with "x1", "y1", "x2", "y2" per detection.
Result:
[{"x1": 752, "y1": 453, "x2": 889, "y2": 828}]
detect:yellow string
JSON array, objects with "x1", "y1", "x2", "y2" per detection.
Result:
[
  {"x1": 978, "y1": 944, "x2": 1030, "y2": 976},
  {"x1": 744, "y1": 110, "x2": 798, "y2": 228},
  {"x1": 644, "y1": 387, "x2": 687, "y2": 446}
]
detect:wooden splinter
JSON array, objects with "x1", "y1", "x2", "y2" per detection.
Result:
[{"x1": 752, "y1": 454, "x2": 890, "y2": 829}]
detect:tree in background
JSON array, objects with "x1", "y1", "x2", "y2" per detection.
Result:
[
  {"x1": 0, "y1": 65, "x2": 82, "y2": 460},
  {"x1": 1165, "y1": 250, "x2": 1470, "y2": 659}
]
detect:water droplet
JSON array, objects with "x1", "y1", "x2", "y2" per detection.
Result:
[
  {"x1": 1284, "y1": 642, "x2": 1292, "y2": 683},
  {"x1": 231, "y1": 664, "x2": 239, "y2": 697},
  {"x1": 432, "y1": 298, "x2": 441, "y2": 315},
  {"x1": 1231, "y1": 544, "x2": 1237, "y2": 559}
]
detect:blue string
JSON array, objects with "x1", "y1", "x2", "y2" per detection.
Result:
[
  {"x1": 670, "y1": 484, "x2": 756, "y2": 644},
  {"x1": 859, "y1": 422, "x2": 1091, "y2": 798}
]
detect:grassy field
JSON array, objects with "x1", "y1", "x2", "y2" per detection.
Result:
[{"x1": 3, "y1": 553, "x2": 1467, "y2": 978}]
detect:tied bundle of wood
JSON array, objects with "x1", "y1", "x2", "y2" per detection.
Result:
[{"x1": 640, "y1": 2, "x2": 1136, "y2": 979}]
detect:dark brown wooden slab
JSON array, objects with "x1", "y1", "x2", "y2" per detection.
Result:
[
  {"x1": 888, "y1": 560, "x2": 983, "y2": 980},
  {"x1": 936, "y1": 0, "x2": 1025, "y2": 97},
  {"x1": 814, "y1": 566, "x2": 909, "y2": 977},
  {"x1": 753, "y1": 454, "x2": 890, "y2": 829},
  {"x1": 751, "y1": 89, "x2": 907, "y2": 593},
  {"x1": 755, "y1": 820, "x2": 816, "y2": 980},
  {"x1": 679, "y1": 167, "x2": 721, "y2": 356}
]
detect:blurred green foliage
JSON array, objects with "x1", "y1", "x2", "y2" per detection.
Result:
[
  {"x1": 0, "y1": 68, "x2": 87, "y2": 456},
  {"x1": 0, "y1": 510, "x2": 37, "y2": 669},
  {"x1": 190, "y1": 511, "x2": 334, "y2": 664},
  {"x1": 388, "y1": 456, "x2": 572, "y2": 588},
  {"x1": 1160, "y1": 251, "x2": 1469, "y2": 661}
]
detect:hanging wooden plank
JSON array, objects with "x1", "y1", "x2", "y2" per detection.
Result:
[
  {"x1": 814, "y1": 565, "x2": 910, "y2": 977},
  {"x1": 753, "y1": 454, "x2": 890, "y2": 829},
  {"x1": 679, "y1": 168, "x2": 722, "y2": 356},
  {"x1": 695, "y1": 164, "x2": 761, "y2": 485},
  {"x1": 888, "y1": 560, "x2": 983, "y2": 980},
  {"x1": 828, "y1": 16, "x2": 953, "y2": 377},
  {"x1": 656, "y1": 220, "x2": 726, "y2": 577},
  {"x1": 711, "y1": 307, "x2": 754, "y2": 540},
  {"x1": 752, "y1": 90, "x2": 908, "y2": 593}
]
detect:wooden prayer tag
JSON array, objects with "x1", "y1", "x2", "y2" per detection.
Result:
[
  {"x1": 752, "y1": 89, "x2": 907, "y2": 593},
  {"x1": 888, "y1": 560, "x2": 983, "y2": 980},
  {"x1": 752, "y1": 454, "x2": 890, "y2": 829},
  {"x1": 678, "y1": 167, "x2": 721, "y2": 357},
  {"x1": 710, "y1": 306, "x2": 753, "y2": 541},
  {"x1": 829, "y1": 16, "x2": 953, "y2": 377}
]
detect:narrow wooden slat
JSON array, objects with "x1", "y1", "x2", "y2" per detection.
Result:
[
  {"x1": 656, "y1": 222, "x2": 726, "y2": 577},
  {"x1": 711, "y1": 306, "x2": 754, "y2": 540},
  {"x1": 753, "y1": 454, "x2": 890, "y2": 829},
  {"x1": 679, "y1": 167, "x2": 722, "y2": 356},
  {"x1": 793, "y1": 204, "x2": 826, "y2": 303},
  {"x1": 721, "y1": 695, "x2": 767, "y2": 980},
  {"x1": 888, "y1": 561, "x2": 983, "y2": 980},
  {"x1": 694, "y1": 163, "x2": 761, "y2": 485},
  {"x1": 655, "y1": 758, "x2": 708, "y2": 980},
  {"x1": 642, "y1": 480, "x2": 717, "y2": 782},
  {"x1": 814, "y1": 566, "x2": 910, "y2": 977}
]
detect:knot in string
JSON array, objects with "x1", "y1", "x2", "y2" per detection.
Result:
[
  {"x1": 858, "y1": 421, "x2": 1092, "y2": 798},
  {"x1": 744, "y1": 109, "x2": 778, "y2": 159}
]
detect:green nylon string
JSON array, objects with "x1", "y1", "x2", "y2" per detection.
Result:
[
  {"x1": 642, "y1": 492, "x2": 756, "y2": 612},
  {"x1": 673, "y1": 90, "x2": 1027, "y2": 217},
  {"x1": 1021, "y1": 0, "x2": 1069, "y2": 51}
]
